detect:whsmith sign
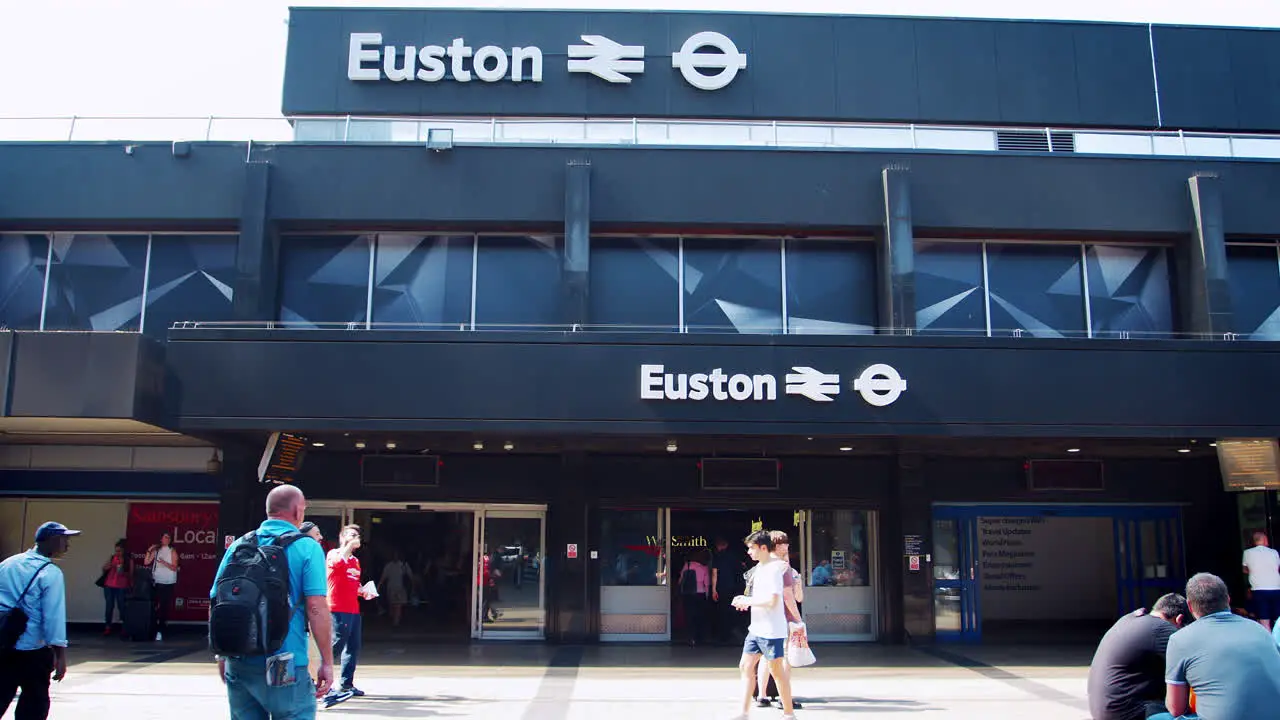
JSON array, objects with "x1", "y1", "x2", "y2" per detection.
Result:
[{"x1": 282, "y1": 8, "x2": 1280, "y2": 132}]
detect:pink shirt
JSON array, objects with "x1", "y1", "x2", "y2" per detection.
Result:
[{"x1": 682, "y1": 561, "x2": 710, "y2": 594}]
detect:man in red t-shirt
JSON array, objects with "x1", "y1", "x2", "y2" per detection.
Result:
[{"x1": 323, "y1": 525, "x2": 374, "y2": 708}]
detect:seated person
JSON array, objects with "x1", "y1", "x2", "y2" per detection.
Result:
[
  {"x1": 1151, "y1": 572, "x2": 1280, "y2": 720},
  {"x1": 1087, "y1": 593, "x2": 1190, "y2": 720}
]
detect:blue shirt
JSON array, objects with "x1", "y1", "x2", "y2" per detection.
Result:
[
  {"x1": 0, "y1": 549, "x2": 67, "y2": 651},
  {"x1": 210, "y1": 519, "x2": 326, "y2": 668},
  {"x1": 1165, "y1": 611, "x2": 1280, "y2": 720}
]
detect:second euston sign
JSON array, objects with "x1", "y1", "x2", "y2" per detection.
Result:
[{"x1": 347, "y1": 30, "x2": 748, "y2": 91}]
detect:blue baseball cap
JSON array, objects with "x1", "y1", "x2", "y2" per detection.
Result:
[{"x1": 34, "y1": 522, "x2": 81, "y2": 542}]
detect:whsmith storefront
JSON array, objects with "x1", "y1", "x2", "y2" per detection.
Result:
[{"x1": 3, "y1": 8, "x2": 1280, "y2": 645}]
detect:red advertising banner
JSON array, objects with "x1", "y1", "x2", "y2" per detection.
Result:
[{"x1": 126, "y1": 502, "x2": 220, "y2": 623}]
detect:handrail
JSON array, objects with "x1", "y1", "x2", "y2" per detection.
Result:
[
  {"x1": 2, "y1": 114, "x2": 1280, "y2": 160},
  {"x1": 167, "y1": 320, "x2": 1260, "y2": 342}
]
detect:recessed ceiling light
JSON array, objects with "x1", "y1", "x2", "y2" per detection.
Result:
[
  {"x1": 473, "y1": 441, "x2": 485, "y2": 451},
  {"x1": 666, "y1": 441, "x2": 678, "y2": 453},
  {"x1": 354, "y1": 441, "x2": 366, "y2": 450},
  {"x1": 1177, "y1": 448, "x2": 1191, "y2": 453},
  {"x1": 385, "y1": 441, "x2": 396, "y2": 450},
  {"x1": 312, "y1": 442, "x2": 325, "y2": 447},
  {"x1": 1209, "y1": 442, "x2": 1218, "y2": 447},
  {"x1": 839, "y1": 446, "x2": 853, "y2": 452},
  {"x1": 1067, "y1": 448, "x2": 1080, "y2": 453},
  {"x1": 503, "y1": 441, "x2": 514, "y2": 451}
]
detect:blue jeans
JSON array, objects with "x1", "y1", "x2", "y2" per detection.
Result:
[
  {"x1": 103, "y1": 587, "x2": 126, "y2": 626},
  {"x1": 225, "y1": 658, "x2": 316, "y2": 720},
  {"x1": 330, "y1": 612, "x2": 362, "y2": 691}
]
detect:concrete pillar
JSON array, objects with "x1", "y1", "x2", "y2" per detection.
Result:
[
  {"x1": 880, "y1": 167, "x2": 916, "y2": 333},
  {"x1": 1185, "y1": 174, "x2": 1234, "y2": 335},
  {"x1": 231, "y1": 161, "x2": 279, "y2": 322}
]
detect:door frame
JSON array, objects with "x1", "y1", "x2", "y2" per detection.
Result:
[
  {"x1": 473, "y1": 506, "x2": 548, "y2": 640},
  {"x1": 931, "y1": 503, "x2": 1186, "y2": 643}
]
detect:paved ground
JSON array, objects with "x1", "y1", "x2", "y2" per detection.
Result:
[{"x1": 6, "y1": 630, "x2": 1097, "y2": 719}]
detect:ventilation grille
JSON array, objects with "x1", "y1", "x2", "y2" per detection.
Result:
[{"x1": 997, "y1": 130, "x2": 1075, "y2": 153}]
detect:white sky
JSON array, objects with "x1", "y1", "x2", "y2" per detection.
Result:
[{"x1": 2, "y1": 0, "x2": 1279, "y2": 118}]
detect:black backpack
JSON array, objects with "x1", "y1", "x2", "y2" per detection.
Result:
[
  {"x1": 208, "y1": 530, "x2": 304, "y2": 658},
  {"x1": 679, "y1": 564, "x2": 700, "y2": 595}
]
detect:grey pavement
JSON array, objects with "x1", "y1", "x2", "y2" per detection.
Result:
[{"x1": 5, "y1": 632, "x2": 1097, "y2": 719}]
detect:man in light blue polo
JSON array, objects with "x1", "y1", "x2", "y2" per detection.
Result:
[
  {"x1": 211, "y1": 485, "x2": 335, "y2": 719},
  {"x1": 0, "y1": 521, "x2": 79, "y2": 720},
  {"x1": 1152, "y1": 572, "x2": 1280, "y2": 720}
]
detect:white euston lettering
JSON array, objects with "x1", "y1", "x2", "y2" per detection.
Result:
[
  {"x1": 347, "y1": 33, "x2": 542, "y2": 83},
  {"x1": 640, "y1": 365, "x2": 776, "y2": 401},
  {"x1": 348, "y1": 32, "x2": 383, "y2": 81}
]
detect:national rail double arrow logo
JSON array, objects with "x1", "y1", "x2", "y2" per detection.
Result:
[{"x1": 567, "y1": 35, "x2": 645, "y2": 83}]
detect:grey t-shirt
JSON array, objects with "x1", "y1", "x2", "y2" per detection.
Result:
[{"x1": 1165, "y1": 611, "x2": 1280, "y2": 720}]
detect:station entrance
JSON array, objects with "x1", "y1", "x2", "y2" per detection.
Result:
[
  {"x1": 598, "y1": 506, "x2": 880, "y2": 643},
  {"x1": 306, "y1": 502, "x2": 546, "y2": 641}
]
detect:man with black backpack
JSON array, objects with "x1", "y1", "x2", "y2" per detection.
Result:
[
  {"x1": 0, "y1": 521, "x2": 77, "y2": 720},
  {"x1": 209, "y1": 485, "x2": 335, "y2": 719}
]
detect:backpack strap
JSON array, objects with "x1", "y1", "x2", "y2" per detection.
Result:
[{"x1": 11, "y1": 560, "x2": 52, "y2": 607}]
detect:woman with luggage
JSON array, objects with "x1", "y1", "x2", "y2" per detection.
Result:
[{"x1": 99, "y1": 539, "x2": 131, "y2": 636}]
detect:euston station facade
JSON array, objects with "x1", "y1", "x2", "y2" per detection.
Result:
[{"x1": 2, "y1": 8, "x2": 1280, "y2": 645}]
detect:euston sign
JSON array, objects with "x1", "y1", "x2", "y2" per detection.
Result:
[
  {"x1": 347, "y1": 31, "x2": 747, "y2": 90},
  {"x1": 639, "y1": 364, "x2": 908, "y2": 407}
]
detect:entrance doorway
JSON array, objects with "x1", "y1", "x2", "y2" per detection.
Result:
[
  {"x1": 932, "y1": 504, "x2": 1186, "y2": 643},
  {"x1": 305, "y1": 501, "x2": 546, "y2": 642}
]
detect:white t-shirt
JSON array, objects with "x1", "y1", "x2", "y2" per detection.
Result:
[
  {"x1": 153, "y1": 546, "x2": 178, "y2": 585},
  {"x1": 1243, "y1": 545, "x2": 1280, "y2": 590},
  {"x1": 747, "y1": 560, "x2": 789, "y2": 640}
]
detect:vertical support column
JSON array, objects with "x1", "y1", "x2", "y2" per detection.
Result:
[
  {"x1": 216, "y1": 444, "x2": 270, "y2": 546},
  {"x1": 564, "y1": 159, "x2": 591, "y2": 328},
  {"x1": 232, "y1": 161, "x2": 279, "y2": 322},
  {"x1": 889, "y1": 451, "x2": 932, "y2": 644},
  {"x1": 547, "y1": 450, "x2": 594, "y2": 643},
  {"x1": 880, "y1": 166, "x2": 916, "y2": 333},
  {"x1": 1185, "y1": 174, "x2": 1233, "y2": 335}
]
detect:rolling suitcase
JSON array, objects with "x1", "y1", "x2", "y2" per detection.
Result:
[{"x1": 123, "y1": 597, "x2": 154, "y2": 641}]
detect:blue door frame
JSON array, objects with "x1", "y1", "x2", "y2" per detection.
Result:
[{"x1": 932, "y1": 504, "x2": 1186, "y2": 643}]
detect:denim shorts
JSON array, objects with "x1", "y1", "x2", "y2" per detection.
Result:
[{"x1": 742, "y1": 633, "x2": 786, "y2": 660}]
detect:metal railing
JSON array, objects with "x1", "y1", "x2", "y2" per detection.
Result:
[
  {"x1": 168, "y1": 320, "x2": 1265, "y2": 342},
  {"x1": 3, "y1": 114, "x2": 1280, "y2": 161}
]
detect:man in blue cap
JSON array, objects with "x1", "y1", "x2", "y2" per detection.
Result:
[{"x1": 0, "y1": 521, "x2": 79, "y2": 720}]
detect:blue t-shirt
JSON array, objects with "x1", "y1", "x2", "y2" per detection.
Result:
[
  {"x1": 209, "y1": 519, "x2": 327, "y2": 668},
  {"x1": 1165, "y1": 611, "x2": 1280, "y2": 720}
]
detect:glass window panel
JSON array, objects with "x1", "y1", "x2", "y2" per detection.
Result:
[
  {"x1": 915, "y1": 242, "x2": 986, "y2": 335},
  {"x1": 474, "y1": 235, "x2": 562, "y2": 330},
  {"x1": 986, "y1": 243, "x2": 1086, "y2": 338},
  {"x1": 600, "y1": 509, "x2": 663, "y2": 587},
  {"x1": 0, "y1": 233, "x2": 50, "y2": 330},
  {"x1": 807, "y1": 509, "x2": 869, "y2": 587},
  {"x1": 1227, "y1": 244, "x2": 1280, "y2": 340},
  {"x1": 934, "y1": 587, "x2": 962, "y2": 632},
  {"x1": 143, "y1": 234, "x2": 237, "y2": 336},
  {"x1": 932, "y1": 519, "x2": 960, "y2": 581},
  {"x1": 589, "y1": 237, "x2": 679, "y2": 332},
  {"x1": 1085, "y1": 245, "x2": 1175, "y2": 339},
  {"x1": 371, "y1": 234, "x2": 473, "y2": 329},
  {"x1": 278, "y1": 235, "x2": 371, "y2": 328},
  {"x1": 683, "y1": 237, "x2": 782, "y2": 334},
  {"x1": 785, "y1": 239, "x2": 876, "y2": 335},
  {"x1": 44, "y1": 233, "x2": 148, "y2": 331}
]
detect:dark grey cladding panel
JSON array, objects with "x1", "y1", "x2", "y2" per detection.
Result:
[
  {"x1": 0, "y1": 332, "x2": 11, "y2": 416},
  {"x1": 8, "y1": 332, "x2": 165, "y2": 421},
  {"x1": 0, "y1": 143, "x2": 246, "y2": 224},
  {"x1": 168, "y1": 331, "x2": 1280, "y2": 437},
  {"x1": 261, "y1": 144, "x2": 1280, "y2": 236},
  {"x1": 1152, "y1": 25, "x2": 1280, "y2": 132},
  {"x1": 282, "y1": 8, "x2": 1166, "y2": 128}
]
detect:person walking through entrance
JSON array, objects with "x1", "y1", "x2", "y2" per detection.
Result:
[
  {"x1": 324, "y1": 525, "x2": 374, "y2": 709},
  {"x1": 1242, "y1": 531, "x2": 1280, "y2": 630},
  {"x1": 731, "y1": 531, "x2": 796, "y2": 720},
  {"x1": 678, "y1": 549, "x2": 711, "y2": 646},
  {"x1": 144, "y1": 532, "x2": 179, "y2": 641},
  {"x1": 0, "y1": 522, "x2": 78, "y2": 720},
  {"x1": 756, "y1": 530, "x2": 805, "y2": 710}
]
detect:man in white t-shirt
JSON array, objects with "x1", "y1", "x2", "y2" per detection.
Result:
[
  {"x1": 731, "y1": 530, "x2": 796, "y2": 720},
  {"x1": 1243, "y1": 531, "x2": 1280, "y2": 630}
]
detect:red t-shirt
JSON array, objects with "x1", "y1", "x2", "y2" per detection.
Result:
[{"x1": 326, "y1": 549, "x2": 362, "y2": 615}]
